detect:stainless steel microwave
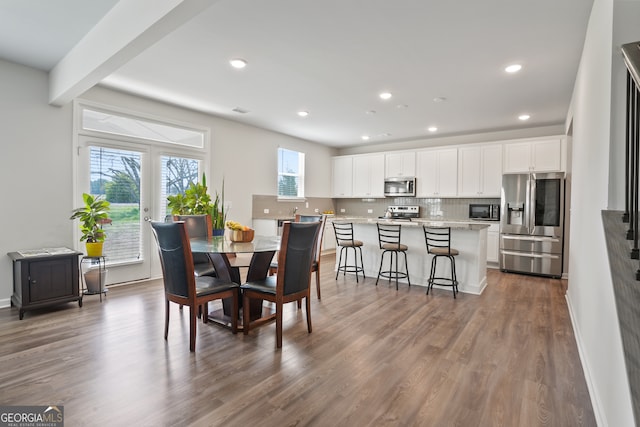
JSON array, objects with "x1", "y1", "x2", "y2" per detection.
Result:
[
  {"x1": 469, "y1": 203, "x2": 500, "y2": 220},
  {"x1": 384, "y1": 177, "x2": 416, "y2": 197}
]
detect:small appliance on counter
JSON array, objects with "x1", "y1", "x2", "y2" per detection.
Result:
[
  {"x1": 469, "y1": 203, "x2": 500, "y2": 221},
  {"x1": 384, "y1": 177, "x2": 416, "y2": 197},
  {"x1": 381, "y1": 205, "x2": 420, "y2": 220}
]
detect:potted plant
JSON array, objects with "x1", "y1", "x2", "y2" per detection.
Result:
[
  {"x1": 210, "y1": 179, "x2": 226, "y2": 236},
  {"x1": 167, "y1": 174, "x2": 227, "y2": 236},
  {"x1": 70, "y1": 193, "x2": 111, "y2": 257}
]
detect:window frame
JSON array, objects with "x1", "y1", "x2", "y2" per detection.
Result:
[{"x1": 277, "y1": 147, "x2": 305, "y2": 200}]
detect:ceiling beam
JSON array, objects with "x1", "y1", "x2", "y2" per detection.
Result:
[{"x1": 49, "y1": 0, "x2": 217, "y2": 106}]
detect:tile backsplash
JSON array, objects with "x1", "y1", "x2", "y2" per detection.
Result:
[
  {"x1": 252, "y1": 195, "x2": 336, "y2": 219},
  {"x1": 333, "y1": 197, "x2": 500, "y2": 220},
  {"x1": 252, "y1": 194, "x2": 499, "y2": 220}
]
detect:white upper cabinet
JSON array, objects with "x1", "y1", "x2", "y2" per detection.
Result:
[
  {"x1": 458, "y1": 144, "x2": 503, "y2": 197},
  {"x1": 352, "y1": 154, "x2": 385, "y2": 197},
  {"x1": 416, "y1": 148, "x2": 458, "y2": 197},
  {"x1": 503, "y1": 138, "x2": 563, "y2": 173},
  {"x1": 385, "y1": 151, "x2": 416, "y2": 177},
  {"x1": 332, "y1": 156, "x2": 353, "y2": 198}
]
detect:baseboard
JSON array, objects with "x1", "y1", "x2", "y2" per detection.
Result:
[
  {"x1": 565, "y1": 293, "x2": 605, "y2": 426},
  {"x1": 0, "y1": 297, "x2": 10, "y2": 309}
]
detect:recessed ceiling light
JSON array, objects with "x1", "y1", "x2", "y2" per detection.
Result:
[
  {"x1": 518, "y1": 114, "x2": 530, "y2": 121},
  {"x1": 297, "y1": 111, "x2": 309, "y2": 117},
  {"x1": 505, "y1": 64, "x2": 522, "y2": 73},
  {"x1": 361, "y1": 135, "x2": 370, "y2": 141},
  {"x1": 433, "y1": 97, "x2": 446, "y2": 103},
  {"x1": 396, "y1": 104, "x2": 408, "y2": 109},
  {"x1": 229, "y1": 58, "x2": 247, "y2": 69},
  {"x1": 428, "y1": 126, "x2": 438, "y2": 132},
  {"x1": 366, "y1": 110, "x2": 377, "y2": 115},
  {"x1": 379, "y1": 92, "x2": 392, "y2": 100}
]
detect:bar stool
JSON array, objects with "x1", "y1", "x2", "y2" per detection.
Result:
[
  {"x1": 333, "y1": 222, "x2": 365, "y2": 282},
  {"x1": 376, "y1": 223, "x2": 410, "y2": 289},
  {"x1": 423, "y1": 226, "x2": 459, "y2": 298}
]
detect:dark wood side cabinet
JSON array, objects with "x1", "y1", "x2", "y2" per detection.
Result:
[{"x1": 8, "y1": 249, "x2": 83, "y2": 319}]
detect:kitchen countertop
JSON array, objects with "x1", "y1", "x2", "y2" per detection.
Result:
[{"x1": 329, "y1": 216, "x2": 492, "y2": 230}]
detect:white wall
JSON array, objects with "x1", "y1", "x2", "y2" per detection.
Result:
[
  {"x1": 0, "y1": 59, "x2": 335, "y2": 306},
  {"x1": 566, "y1": 0, "x2": 635, "y2": 425}
]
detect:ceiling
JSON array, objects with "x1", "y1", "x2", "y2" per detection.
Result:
[{"x1": 0, "y1": 0, "x2": 594, "y2": 147}]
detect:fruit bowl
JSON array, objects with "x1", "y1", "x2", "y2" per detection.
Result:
[{"x1": 230, "y1": 229, "x2": 255, "y2": 242}]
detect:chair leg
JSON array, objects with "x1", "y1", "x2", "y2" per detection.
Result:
[
  {"x1": 352, "y1": 247, "x2": 359, "y2": 283},
  {"x1": 202, "y1": 302, "x2": 209, "y2": 323},
  {"x1": 306, "y1": 296, "x2": 312, "y2": 333},
  {"x1": 297, "y1": 299, "x2": 302, "y2": 309},
  {"x1": 394, "y1": 251, "x2": 399, "y2": 290},
  {"x1": 189, "y1": 306, "x2": 197, "y2": 352},
  {"x1": 404, "y1": 251, "x2": 411, "y2": 287},
  {"x1": 231, "y1": 289, "x2": 238, "y2": 334},
  {"x1": 335, "y1": 247, "x2": 344, "y2": 280},
  {"x1": 243, "y1": 293, "x2": 251, "y2": 335},
  {"x1": 315, "y1": 267, "x2": 321, "y2": 299},
  {"x1": 376, "y1": 250, "x2": 385, "y2": 286},
  {"x1": 450, "y1": 256, "x2": 458, "y2": 298},
  {"x1": 276, "y1": 303, "x2": 283, "y2": 349},
  {"x1": 427, "y1": 256, "x2": 437, "y2": 295},
  {"x1": 358, "y1": 247, "x2": 366, "y2": 278},
  {"x1": 164, "y1": 300, "x2": 170, "y2": 340}
]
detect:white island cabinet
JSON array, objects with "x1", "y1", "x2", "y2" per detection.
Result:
[{"x1": 333, "y1": 218, "x2": 489, "y2": 295}]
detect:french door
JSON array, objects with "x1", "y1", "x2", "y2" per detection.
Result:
[
  {"x1": 76, "y1": 136, "x2": 205, "y2": 284},
  {"x1": 76, "y1": 136, "x2": 151, "y2": 283}
]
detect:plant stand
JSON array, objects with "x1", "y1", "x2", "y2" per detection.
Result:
[{"x1": 80, "y1": 256, "x2": 107, "y2": 302}]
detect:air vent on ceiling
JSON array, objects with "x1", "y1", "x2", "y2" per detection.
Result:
[{"x1": 232, "y1": 107, "x2": 250, "y2": 114}]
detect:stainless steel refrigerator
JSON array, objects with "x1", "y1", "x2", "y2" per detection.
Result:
[{"x1": 500, "y1": 172, "x2": 565, "y2": 278}]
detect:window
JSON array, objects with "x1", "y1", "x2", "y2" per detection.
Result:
[{"x1": 278, "y1": 148, "x2": 305, "y2": 198}]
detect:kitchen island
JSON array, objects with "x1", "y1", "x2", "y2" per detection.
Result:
[{"x1": 332, "y1": 218, "x2": 490, "y2": 294}]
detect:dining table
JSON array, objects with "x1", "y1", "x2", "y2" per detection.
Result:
[{"x1": 190, "y1": 234, "x2": 281, "y2": 327}]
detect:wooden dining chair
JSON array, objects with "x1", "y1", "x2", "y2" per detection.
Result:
[
  {"x1": 269, "y1": 214, "x2": 326, "y2": 299},
  {"x1": 174, "y1": 215, "x2": 216, "y2": 277},
  {"x1": 241, "y1": 221, "x2": 321, "y2": 348},
  {"x1": 150, "y1": 221, "x2": 239, "y2": 352}
]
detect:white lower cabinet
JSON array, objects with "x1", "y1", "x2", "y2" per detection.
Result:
[
  {"x1": 487, "y1": 223, "x2": 499, "y2": 264},
  {"x1": 252, "y1": 219, "x2": 277, "y2": 236}
]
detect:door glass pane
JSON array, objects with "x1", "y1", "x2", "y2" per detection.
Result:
[
  {"x1": 90, "y1": 146, "x2": 142, "y2": 263},
  {"x1": 160, "y1": 156, "x2": 200, "y2": 220},
  {"x1": 534, "y1": 179, "x2": 561, "y2": 227}
]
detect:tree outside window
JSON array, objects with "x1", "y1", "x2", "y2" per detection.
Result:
[{"x1": 278, "y1": 148, "x2": 304, "y2": 198}]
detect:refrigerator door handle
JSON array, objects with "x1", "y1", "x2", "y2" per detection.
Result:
[
  {"x1": 501, "y1": 250, "x2": 561, "y2": 259},
  {"x1": 501, "y1": 235, "x2": 561, "y2": 243},
  {"x1": 528, "y1": 174, "x2": 535, "y2": 234}
]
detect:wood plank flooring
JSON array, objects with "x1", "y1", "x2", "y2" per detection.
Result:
[{"x1": 0, "y1": 257, "x2": 596, "y2": 426}]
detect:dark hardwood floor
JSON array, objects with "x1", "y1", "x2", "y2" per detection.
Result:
[{"x1": 0, "y1": 256, "x2": 596, "y2": 426}]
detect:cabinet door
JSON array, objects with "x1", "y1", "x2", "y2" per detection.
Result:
[
  {"x1": 252, "y1": 219, "x2": 277, "y2": 236},
  {"x1": 29, "y1": 258, "x2": 74, "y2": 302},
  {"x1": 332, "y1": 156, "x2": 353, "y2": 197},
  {"x1": 437, "y1": 148, "x2": 458, "y2": 197},
  {"x1": 385, "y1": 152, "x2": 415, "y2": 177},
  {"x1": 353, "y1": 154, "x2": 384, "y2": 197},
  {"x1": 532, "y1": 139, "x2": 562, "y2": 172},
  {"x1": 416, "y1": 150, "x2": 438, "y2": 197},
  {"x1": 487, "y1": 230, "x2": 499, "y2": 263},
  {"x1": 503, "y1": 142, "x2": 532, "y2": 173},
  {"x1": 481, "y1": 144, "x2": 503, "y2": 196},
  {"x1": 457, "y1": 146, "x2": 482, "y2": 197}
]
